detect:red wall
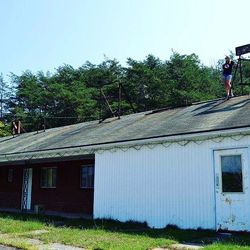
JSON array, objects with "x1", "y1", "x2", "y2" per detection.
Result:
[
  {"x1": 0, "y1": 166, "x2": 23, "y2": 209},
  {"x1": 31, "y1": 159, "x2": 94, "y2": 214},
  {"x1": 0, "y1": 159, "x2": 94, "y2": 215}
]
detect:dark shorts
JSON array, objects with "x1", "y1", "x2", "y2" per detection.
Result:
[{"x1": 222, "y1": 74, "x2": 232, "y2": 81}]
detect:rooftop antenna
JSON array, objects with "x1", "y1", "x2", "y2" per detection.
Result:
[
  {"x1": 232, "y1": 44, "x2": 250, "y2": 95},
  {"x1": 98, "y1": 78, "x2": 135, "y2": 123},
  {"x1": 98, "y1": 79, "x2": 116, "y2": 123},
  {"x1": 11, "y1": 120, "x2": 22, "y2": 136}
]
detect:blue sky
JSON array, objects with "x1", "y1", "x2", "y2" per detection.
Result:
[{"x1": 0, "y1": 0, "x2": 249, "y2": 78}]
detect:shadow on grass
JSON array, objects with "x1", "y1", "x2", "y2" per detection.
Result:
[
  {"x1": 2, "y1": 211, "x2": 250, "y2": 248},
  {"x1": 0, "y1": 211, "x2": 219, "y2": 244}
]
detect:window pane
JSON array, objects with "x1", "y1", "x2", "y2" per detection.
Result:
[
  {"x1": 81, "y1": 165, "x2": 94, "y2": 188},
  {"x1": 221, "y1": 155, "x2": 243, "y2": 192},
  {"x1": 41, "y1": 169, "x2": 47, "y2": 187},
  {"x1": 52, "y1": 168, "x2": 57, "y2": 187},
  {"x1": 41, "y1": 168, "x2": 56, "y2": 188},
  {"x1": 88, "y1": 167, "x2": 94, "y2": 187},
  {"x1": 81, "y1": 167, "x2": 88, "y2": 187},
  {"x1": 8, "y1": 169, "x2": 14, "y2": 183},
  {"x1": 48, "y1": 168, "x2": 53, "y2": 187}
]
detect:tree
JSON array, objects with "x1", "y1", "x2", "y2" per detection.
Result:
[
  {"x1": 0, "y1": 121, "x2": 10, "y2": 137},
  {"x1": 165, "y1": 52, "x2": 222, "y2": 106},
  {"x1": 80, "y1": 58, "x2": 124, "y2": 118},
  {"x1": 4, "y1": 52, "x2": 233, "y2": 133},
  {"x1": 0, "y1": 73, "x2": 12, "y2": 120},
  {"x1": 124, "y1": 55, "x2": 169, "y2": 112}
]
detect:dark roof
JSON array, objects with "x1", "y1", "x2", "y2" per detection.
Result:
[{"x1": 1, "y1": 95, "x2": 250, "y2": 155}]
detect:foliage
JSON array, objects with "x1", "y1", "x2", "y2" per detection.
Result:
[
  {"x1": 0, "y1": 73, "x2": 13, "y2": 120},
  {"x1": 0, "y1": 121, "x2": 10, "y2": 137},
  {"x1": 2, "y1": 51, "x2": 249, "y2": 132}
]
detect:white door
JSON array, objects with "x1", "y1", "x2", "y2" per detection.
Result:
[
  {"x1": 214, "y1": 148, "x2": 250, "y2": 231},
  {"x1": 21, "y1": 168, "x2": 33, "y2": 210}
]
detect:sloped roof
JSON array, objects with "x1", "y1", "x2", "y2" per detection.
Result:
[{"x1": 1, "y1": 95, "x2": 250, "y2": 158}]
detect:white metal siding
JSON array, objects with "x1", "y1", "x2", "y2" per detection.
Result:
[{"x1": 94, "y1": 136, "x2": 250, "y2": 229}]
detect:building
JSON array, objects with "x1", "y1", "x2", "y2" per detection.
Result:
[{"x1": 1, "y1": 95, "x2": 250, "y2": 231}]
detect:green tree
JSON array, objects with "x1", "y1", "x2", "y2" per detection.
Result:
[
  {"x1": 165, "y1": 52, "x2": 222, "y2": 106},
  {"x1": 0, "y1": 73, "x2": 12, "y2": 120},
  {"x1": 0, "y1": 121, "x2": 10, "y2": 137},
  {"x1": 124, "y1": 55, "x2": 169, "y2": 112},
  {"x1": 6, "y1": 52, "x2": 235, "y2": 132}
]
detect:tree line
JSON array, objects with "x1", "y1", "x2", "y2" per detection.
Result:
[{"x1": 0, "y1": 52, "x2": 249, "y2": 135}]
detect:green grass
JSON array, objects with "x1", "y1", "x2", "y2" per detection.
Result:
[
  {"x1": 0, "y1": 234, "x2": 38, "y2": 250},
  {"x1": 204, "y1": 234, "x2": 250, "y2": 250},
  {"x1": 0, "y1": 212, "x2": 250, "y2": 250},
  {"x1": 28, "y1": 218, "x2": 216, "y2": 249},
  {"x1": 33, "y1": 227, "x2": 213, "y2": 250},
  {"x1": 0, "y1": 213, "x2": 44, "y2": 234}
]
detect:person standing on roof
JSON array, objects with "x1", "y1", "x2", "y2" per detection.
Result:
[{"x1": 222, "y1": 56, "x2": 235, "y2": 100}]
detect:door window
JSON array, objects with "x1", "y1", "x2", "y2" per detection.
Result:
[{"x1": 221, "y1": 155, "x2": 243, "y2": 193}]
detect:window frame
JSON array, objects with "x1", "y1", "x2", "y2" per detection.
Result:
[
  {"x1": 80, "y1": 165, "x2": 94, "y2": 189},
  {"x1": 40, "y1": 167, "x2": 57, "y2": 189}
]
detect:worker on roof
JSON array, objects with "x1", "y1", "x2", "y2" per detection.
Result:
[{"x1": 222, "y1": 56, "x2": 235, "y2": 100}]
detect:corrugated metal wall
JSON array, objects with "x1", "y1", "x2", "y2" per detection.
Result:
[{"x1": 94, "y1": 136, "x2": 250, "y2": 229}]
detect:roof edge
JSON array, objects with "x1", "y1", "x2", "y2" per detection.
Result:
[{"x1": 1, "y1": 126, "x2": 250, "y2": 164}]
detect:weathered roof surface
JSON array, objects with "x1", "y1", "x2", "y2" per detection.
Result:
[{"x1": 1, "y1": 95, "x2": 250, "y2": 155}]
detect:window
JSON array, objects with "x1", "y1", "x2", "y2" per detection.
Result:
[
  {"x1": 40, "y1": 167, "x2": 57, "y2": 188},
  {"x1": 221, "y1": 155, "x2": 243, "y2": 192},
  {"x1": 81, "y1": 165, "x2": 94, "y2": 188},
  {"x1": 7, "y1": 168, "x2": 14, "y2": 183}
]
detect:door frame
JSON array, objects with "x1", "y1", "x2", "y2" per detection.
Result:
[
  {"x1": 21, "y1": 168, "x2": 33, "y2": 210},
  {"x1": 213, "y1": 147, "x2": 250, "y2": 231}
]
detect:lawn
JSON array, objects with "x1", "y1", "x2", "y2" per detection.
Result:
[{"x1": 0, "y1": 212, "x2": 249, "y2": 250}]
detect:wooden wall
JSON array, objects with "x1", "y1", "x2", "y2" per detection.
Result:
[{"x1": 0, "y1": 158, "x2": 94, "y2": 215}]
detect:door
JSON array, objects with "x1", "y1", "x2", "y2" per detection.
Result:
[
  {"x1": 21, "y1": 168, "x2": 33, "y2": 210},
  {"x1": 214, "y1": 148, "x2": 250, "y2": 231}
]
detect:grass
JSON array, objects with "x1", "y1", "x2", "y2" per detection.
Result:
[
  {"x1": 204, "y1": 234, "x2": 250, "y2": 250},
  {"x1": 0, "y1": 234, "x2": 38, "y2": 250},
  {"x1": 0, "y1": 213, "x2": 44, "y2": 234},
  {"x1": 26, "y1": 218, "x2": 215, "y2": 249},
  {"x1": 0, "y1": 212, "x2": 250, "y2": 249}
]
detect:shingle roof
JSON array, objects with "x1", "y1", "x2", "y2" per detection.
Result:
[{"x1": 1, "y1": 95, "x2": 250, "y2": 156}]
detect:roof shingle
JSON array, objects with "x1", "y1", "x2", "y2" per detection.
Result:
[{"x1": 1, "y1": 95, "x2": 250, "y2": 155}]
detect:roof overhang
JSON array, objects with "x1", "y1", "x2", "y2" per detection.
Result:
[{"x1": 1, "y1": 126, "x2": 250, "y2": 165}]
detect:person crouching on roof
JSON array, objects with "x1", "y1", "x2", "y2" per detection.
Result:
[{"x1": 222, "y1": 56, "x2": 235, "y2": 100}]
